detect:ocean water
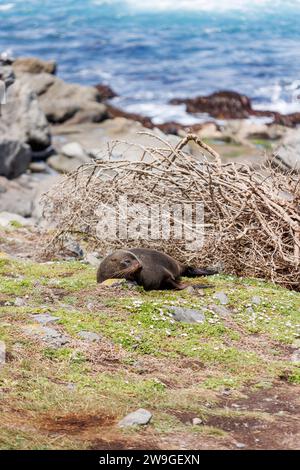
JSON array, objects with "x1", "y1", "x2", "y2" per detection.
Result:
[{"x1": 1, "y1": 0, "x2": 300, "y2": 124}]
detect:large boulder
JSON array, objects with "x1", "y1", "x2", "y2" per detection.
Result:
[
  {"x1": 275, "y1": 129, "x2": 300, "y2": 171},
  {"x1": 0, "y1": 176, "x2": 33, "y2": 216},
  {"x1": 20, "y1": 72, "x2": 56, "y2": 96},
  {"x1": 47, "y1": 142, "x2": 91, "y2": 173},
  {"x1": 0, "y1": 172, "x2": 61, "y2": 220},
  {"x1": 12, "y1": 57, "x2": 56, "y2": 75},
  {"x1": 0, "y1": 139, "x2": 31, "y2": 179},
  {"x1": 0, "y1": 211, "x2": 33, "y2": 228},
  {"x1": 37, "y1": 76, "x2": 107, "y2": 124},
  {"x1": 19, "y1": 71, "x2": 108, "y2": 124},
  {"x1": 0, "y1": 76, "x2": 51, "y2": 150},
  {"x1": 222, "y1": 120, "x2": 287, "y2": 144}
]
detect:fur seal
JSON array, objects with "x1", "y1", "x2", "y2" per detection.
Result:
[{"x1": 97, "y1": 248, "x2": 216, "y2": 291}]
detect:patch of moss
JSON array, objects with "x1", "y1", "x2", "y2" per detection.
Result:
[
  {"x1": 10, "y1": 220, "x2": 24, "y2": 229},
  {"x1": 287, "y1": 367, "x2": 300, "y2": 384},
  {"x1": 250, "y1": 138, "x2": 273, "y2": 150},
  {"x1": 43, "y1": 347, "x2": 86, "y2": 364}
]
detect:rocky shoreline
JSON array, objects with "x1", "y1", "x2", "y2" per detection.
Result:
[{"x1": 0, "y1": 54, "x2": 299, "y2": 224}]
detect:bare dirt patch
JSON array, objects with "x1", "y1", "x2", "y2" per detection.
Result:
[
  {"x1": 39, "y1": 412, "x2": 115, "y2": 435},
  {"x1": 89, "y1": 437, "x2": 161, "y2": 450},
  {"x1": 212, "y1": 383, "x2": 300, "y2": 449},
  {"x1": 0, "y1": 228, "x2": 46, "y2": 261}
]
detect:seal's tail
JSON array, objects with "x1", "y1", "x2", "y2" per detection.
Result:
[{"x1": 182, "y1": 266, "x2": 218, "y2": 278}]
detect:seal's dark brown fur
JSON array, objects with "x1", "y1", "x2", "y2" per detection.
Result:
[{"x1": 97, "y1": 248, "x2": 216, "y2": 291}]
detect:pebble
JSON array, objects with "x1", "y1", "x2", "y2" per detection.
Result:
[
  {"x1": 78, "y1": 331, "x2": 101, "y2": 342},
  {"x1": 185, "y1": 286, "x2": 195, "y2": 295},
  {"x1": 168, "y1": 306, "x2": 205, "y2": 324},
  {"x1": 22, "y1": 325, "x2": 69, "y2": 349},
  {"x1": 192, "y1": 418, "x2": 203, "y2": 426},
  {"x1": 31, "y1": 314, "x2": 60, "y2": 325},
  {"x1": 14, "y1": 297, "x2": 26, "y2": 307},
  {"x1": 210, "y1": 303, "x2": 231, "y2": 318},
  {"x1": 29, "y1": 161, "x2": 49, "y2": 173},
  {"x1": 251, "y1": 296, "x2": 262, "y2": 305},
  {"x1": 213, "y1": 291, "x2": 229, "y2": 305},
  {"x1": 235, "y1": 442, "x2": 246, "y2": 449},
  {"x1": 84, "y1": 252, "x2": 101, "y2": 268},
  {"x1": 61, "y1": 142, "x2": 89, "y2": 161}
]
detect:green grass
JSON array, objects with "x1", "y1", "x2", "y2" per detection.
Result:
[{"x1": 0, "y1": 253, "x2": 299, "y2": 449}]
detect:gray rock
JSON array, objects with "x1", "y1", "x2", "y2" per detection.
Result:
[
  {"x1": 0, "y1": 341, "x2": 6, "y2": 365},
  {"x1": 0, "y1": 185, "x2": 32, "y2": 215},
  {"x1": 118, "y1": 409, "x2": 152, "y2": 427},
  {"x1": 61, "y1": 142, "x2": 90, "y2": 162},
  {"x1": 0, "y1": 77, "x2": 51, "y2": 150},
  {"x1": 47, "y1": 154, "x2": 85, "y2": 173},
  {"x1": 14, "y1": 297, "x2": 27, "y2": 307},
  {"x1": 0, "y1": 173, "x2": 49, "y2": 218},
  {"x1": 66, "y1": 382, "x2": 76, "y2": 391},
  {"x1": 31, "y1": 174, "x2": 62, "y2": 223},
  {"x1": 210, "y1": 303, "x2": 231, "y2": 318},
  {"x1": 213, "y1": 291, "x2": 229, "y2": 305},
  {"x1": 275, "y1": 129, "x2": 300, "y2": 172},
  {"x1": 19, "y1": 72, "x2": 56, "y2": 96},
  {"x1": 0, "y1": 211, "x2": 32, "y2": 227},
  {"x1": 12, "y1": 57, "x2": 56, "y2": 75},
  {"x1": 185, "y1": 286, "x2": 195, "y2": 295},
  {"x1": 235, "y1": 442, "x2": 246, "y2": 449},
  {"x1": 84, "y1": 252, "x2": 101, "y2": 268},
  {"x1": 29, "y1": 161, "x2": 49, "y2": 173},
  {"x1": 251, "y1": 296, "x2": 261, "y2": 305},
  {"x1": 0, "y1": 139, "x2": 32, "y2": 178},
  {"x1": 31, "y1": 314, "x2": 60, "y2": 325},
  {"x1": 38, "y1": 76, "x2": 107, "y2": 124},
  {"x1": 78, "y1": 331, "x2": 101, "y2": 342},
  {"x1": 223, "y1": 120, "x2": 286, "y2": 144},
  {"x1": 192, "y1": 417, "x2": 203, "y2": 426},
  {"x1": 23, "y1": 325, "x2": 69, "y2": 349},
  {"x1": 246, "y1": 306, "x2": 254, "y2": 314},
  {"x1": 49, "y1": 119, "x2": 180, "y2": 165},
  {"x1": 62, "y1": 237, "x2": 84, "y2": 258},
  {"x1": 67, "y1": 103, "x2": 108, "y2": 125},
  {"x1": 168, "y1": 306, "x2": 205, "y2": 324}
]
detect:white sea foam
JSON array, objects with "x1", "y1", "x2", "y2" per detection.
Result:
[
  {"x1": 0, "y1": 3, "x2": 14, "y2": 11},
  {"x1": 118, "y1": 100, "x2": 209, "y2": 125},
  {"x1": 92, "y1": 0, "x2": 300, "y2": 13},
  {"x1": 254, "y1": 81, "x2": 300, "y2": 114}
]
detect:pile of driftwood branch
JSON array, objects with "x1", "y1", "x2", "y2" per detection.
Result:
[{"x1": 43, "y1": 133, "x2": 300, "y2": 290}]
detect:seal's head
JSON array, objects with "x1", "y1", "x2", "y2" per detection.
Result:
[{"x1": 97, "y1": 249, "x2": 142, "y2": 283}]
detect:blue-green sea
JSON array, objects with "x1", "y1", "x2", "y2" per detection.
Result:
[{"x1": 1, "y1": 0, "x2": 300, "y2": 123}]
